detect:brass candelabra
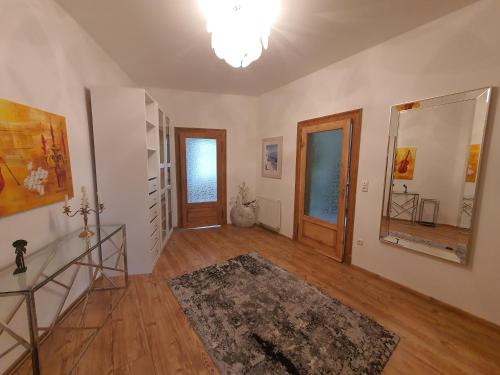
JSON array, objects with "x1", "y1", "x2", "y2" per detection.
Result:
[{"x1": 63, "y1": 187, "x2": 104, "y2": 238}]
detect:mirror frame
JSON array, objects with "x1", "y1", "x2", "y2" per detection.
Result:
[{"x1": 379, "y1": 87, "x2": 492, "y2": 264}]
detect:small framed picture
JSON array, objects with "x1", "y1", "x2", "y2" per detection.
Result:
[{"x1": 262, "y1": 136, "x2": 283, "y2": 179}]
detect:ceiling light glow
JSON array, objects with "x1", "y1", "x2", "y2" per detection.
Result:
[{"x1": 198, "y1": 0, "x2": 280, "y2": 68}]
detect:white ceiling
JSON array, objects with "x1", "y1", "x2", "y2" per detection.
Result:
[{"x1": 56, "y1": 0, "x2": 475, "y2": 96}]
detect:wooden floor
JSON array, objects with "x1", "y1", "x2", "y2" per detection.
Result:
[
  {"x1": 17, "y1": 225, "x2": 500, "y2": 374},
  {"x1": 384, "y1": 217, "x2": 470, "y2": 246}
]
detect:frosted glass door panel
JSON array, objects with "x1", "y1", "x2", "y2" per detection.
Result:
[
  {"x1": 305, "y1": 129, "x2": 343, "y2": 224},
  {"x1": 186, "y1": 138, "x2": 217, "y2": 203}
]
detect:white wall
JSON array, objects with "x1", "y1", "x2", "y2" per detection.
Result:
[
  {"x1": 0, "y1": 0, "x2": 134, "y2": 370},
  {"x1": 0, "y1": 0, "x2": 134, "y2": 264},
  {"x1": 1, "y1": 4, "x2": 499, "y2": 369},
  {"x1": 255, "y1": 0, "x2": 500, "y2": 325},
  {"x1": 148, "y1": 88, "x2": 258, "y2": 226},
  {"x1": 395, "y1": 101, "x2": 475, "y2": 225}
]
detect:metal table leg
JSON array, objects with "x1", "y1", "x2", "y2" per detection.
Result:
[{"x1": 26, "y1": 292, "x2": 40, "y2": 375}]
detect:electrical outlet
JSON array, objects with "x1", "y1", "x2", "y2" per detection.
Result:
[
  {"x1": 357, "y1": 239, "x2": 365, "y2": 246},
  {"x1": 361, "y1": 180, "x2": 369, "y2": 192}
]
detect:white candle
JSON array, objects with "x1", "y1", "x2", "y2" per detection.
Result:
[
  {"x1": 64, "y1": 194, "x2": 69, "y2": 207},
  {"x1": 97, "y1": 191, "x2": 101, "y2": 205},
  {"x1": 81, "y1": 186, "x2": 88, "y2": 206}
]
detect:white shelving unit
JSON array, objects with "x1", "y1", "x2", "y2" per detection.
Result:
[
  {"x1": 158, "y1": 107, "x2": 174, "y2": 248},
  {"x1": 90, "y1": 87, "x2": 174, "y2": 274}
]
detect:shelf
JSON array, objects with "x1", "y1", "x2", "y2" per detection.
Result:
[
  {"x1": 145, "y1": 91, "x2": 155, "y2": 105},
  {"x1": 147, "y1": 147, "x2": 157, "y2": 153},
  {"x1": 149, "y1": 240, "x2": 159, "y2": 253},
  {"x1": 146, "y1": 120, "x2": 156, "y2": 129}
]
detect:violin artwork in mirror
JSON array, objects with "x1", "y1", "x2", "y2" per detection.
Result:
[{"x1": 380, "y1": 87, "x2": 492, "y2": 264}]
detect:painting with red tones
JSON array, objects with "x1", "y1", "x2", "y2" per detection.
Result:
[{"x1": 393, "y1": 147, "x2": 416, "y2": 180}]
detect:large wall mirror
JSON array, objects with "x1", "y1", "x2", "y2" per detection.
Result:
[{"x1": 380, "y1": 87, "x2": 492, "y2": 264}]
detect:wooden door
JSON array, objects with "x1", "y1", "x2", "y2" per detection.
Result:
[
  {"x1": 295, "y1": 118, "x2": 352, "y2": 261},
  {"x1": 175, "y1": 128, "x2": 227, "y2": 228}
]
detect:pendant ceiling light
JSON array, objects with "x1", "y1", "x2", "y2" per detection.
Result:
[{"x1": 198, "y1": 0, "x2": 280, "y2": 68}]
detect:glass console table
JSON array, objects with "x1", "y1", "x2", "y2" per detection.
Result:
[
  {"x1": 390, "y1": 192, "x2": 420, "y2": 223},
  {"x1": 0, "y1": 225, "x2": 128, "y2": 375}
]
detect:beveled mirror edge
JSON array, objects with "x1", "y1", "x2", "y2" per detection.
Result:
[
  {"x1": 461, "y1": 87, "x2": 492, "y2": 264},
  {"x1": 391, "y1": 86, "x2": 492, "y2": 114},
  {"x1": 378, "y1": 87, "x2": 492, "y2": 265},
  {"x1": 380, "y1": 236, "x2": 463, "y2": 263}
]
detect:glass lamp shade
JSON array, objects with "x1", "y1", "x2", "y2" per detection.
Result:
[{"x1": 199, "y1": 0, "x2": 280, "y2": 68}]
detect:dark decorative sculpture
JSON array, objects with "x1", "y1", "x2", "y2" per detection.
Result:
[{"x1": 13, "y1": 239, "x2": 28, "y2": 275}]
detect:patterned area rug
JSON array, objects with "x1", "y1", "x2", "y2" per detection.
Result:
[{"x1": 169, "y1": 253, "x2": 399, "y2": 375}]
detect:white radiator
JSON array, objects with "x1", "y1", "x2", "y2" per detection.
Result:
[{"x1": 256, "y1": 197, "x2": 281, "y2": 231}]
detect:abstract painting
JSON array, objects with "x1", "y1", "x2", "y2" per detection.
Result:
[
  {"x1": 393, "y1": 147, "x2": 416, "y2": 180},
  {"x1": 0, "y1": 98, "x2": 73, "y2": 217},
  {"x1": 262, "y1": 136, "x2": 282, "y2": 179},
  {"x1": 466, "y1": 144, "x2": 480, "y2": 183}
]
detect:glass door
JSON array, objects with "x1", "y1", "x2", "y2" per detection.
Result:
[
  {"x1": 296, "y1": 119, "x2": 351, "y2": 261},
  {"x1": 305, "y1": 129, "x2": 344, "y2": 224},
  {"x1": 176, "y1": 128, "x2": 226, "y2": 228},
  {"x1": 185, "y1": 138, "x2": 218, "y2": 203},
  {"x1": 165, "y1": 118, "x2": 173, "y2": 232}
]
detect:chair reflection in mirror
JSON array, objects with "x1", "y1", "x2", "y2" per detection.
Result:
[
  {"x1": 418, "y1": 199, "x2": 439, "y2": 227},
  {"x1": 380, "y1": 87, "x2": 492, "y2": 264}
]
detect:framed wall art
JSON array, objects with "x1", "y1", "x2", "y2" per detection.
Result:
[
  {"x1": 465, "y1": 144, "x2": 480, "y2": 182},
  {"x1": 0, "y1": 98, "x2": 74, "y2": 217},
  {"x1": 261, "y1": 136, "x2": 282, "y2": 179},
  {"x1": 393, "y1": 147, "x2": 416, "y2": 180}
]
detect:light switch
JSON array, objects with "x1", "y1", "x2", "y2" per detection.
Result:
[{"x1": 361, "y1": 180, "x2": 369, "y2": 192}]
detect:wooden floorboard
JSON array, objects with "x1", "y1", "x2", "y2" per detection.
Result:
[{"x1": 14, "y1": 225, "x2": 500, "y2": 374}]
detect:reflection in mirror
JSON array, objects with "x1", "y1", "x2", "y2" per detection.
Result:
[{"x1": 380, "y1": 87, "x2": 492, "y2": 264}]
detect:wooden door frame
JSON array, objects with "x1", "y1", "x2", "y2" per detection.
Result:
[
  {"x1": 175, "y1": 127, "x2": 227, "y2": 228},
  {"x1": 296, "y1": 119, "x2": 351, "y2": 261},
  {"x1": 293, "y1": 109, "x2": 362, "y2": 264}
]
